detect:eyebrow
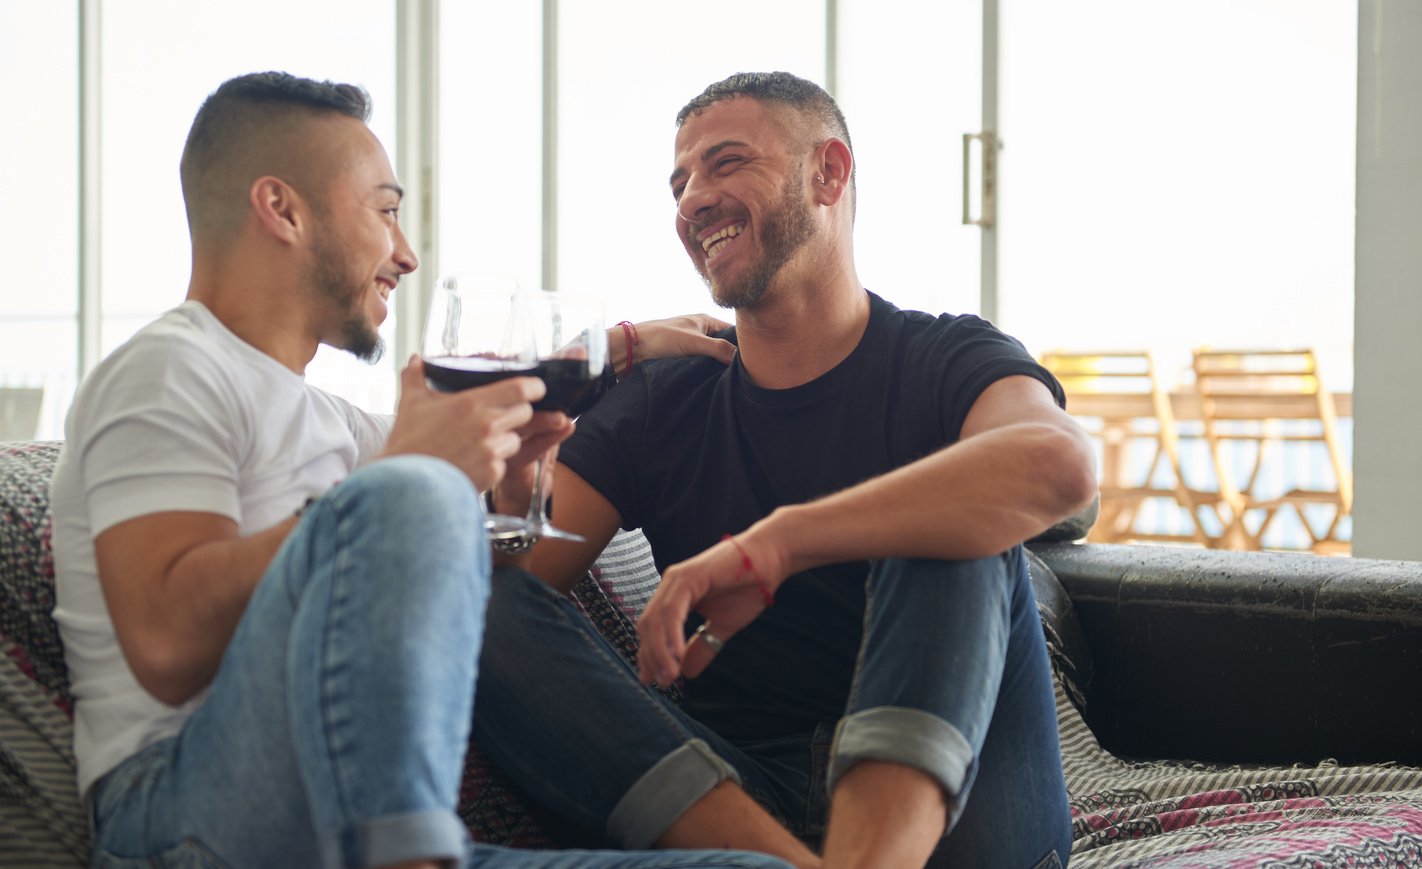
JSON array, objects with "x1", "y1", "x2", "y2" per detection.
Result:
[
  {"x1": 379, "y1": 182, "x2": 405, "y2": 200},
  {"x1": 669, "y1": 140, "x2": 750, "y2": 188}
]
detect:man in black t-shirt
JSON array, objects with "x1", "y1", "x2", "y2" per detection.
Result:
[{"x1": 478, "y1": 73, "x2": 1097, "y2": 869}]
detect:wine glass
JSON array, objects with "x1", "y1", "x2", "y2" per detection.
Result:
[
  {"x1": 420, "y1": 273, "x2": 540, "y2": 539},
  {"x1": 516, "y1": 288, "x2": 609, "y2": 542}
]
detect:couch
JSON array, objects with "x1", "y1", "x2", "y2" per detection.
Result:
[{"x1": 4, "y1": 439, "x2": 1422, "y2": 867}]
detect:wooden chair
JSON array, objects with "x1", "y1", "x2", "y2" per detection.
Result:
[
  {"x1": 1190, "y1": 348, "x2": 1352, "y2": 554},
  {"x1": 1040, "y1": 350, "x2": 1226, "y2": 546}
]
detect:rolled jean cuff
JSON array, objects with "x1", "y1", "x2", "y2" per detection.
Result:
[
  {"x1": 607, "y1": 737, "x2": 742, "y2": 849},
  {"x1": 329, "y1": 809, "x2": 468, "y2": 869},
  {"x1": 828, "y1": 706, "x2": 973, "y2": 798}
]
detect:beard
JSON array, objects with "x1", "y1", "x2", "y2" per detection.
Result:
[
  {"x1": 305, "y1": 225, "x2": 384, "y2": 363},
  {"x1": 701, "y1": 169, "x2": 815, "y2": 310}
]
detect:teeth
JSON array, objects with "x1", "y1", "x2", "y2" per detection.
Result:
[{"x1": 701, "y1": 223, "x2": 744, "y2": 259}]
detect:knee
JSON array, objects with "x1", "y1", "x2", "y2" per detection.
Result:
[{"x1": 339, "y1": 455, "x2": 482, "y2": 536}]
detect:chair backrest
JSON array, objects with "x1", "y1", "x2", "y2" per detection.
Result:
[
  {"x1": 1040, "y1": 349, "x2": 1187, "y2": 474},
  {"x1": 1191, "y1": 348, "x2": 1351, "y2": 511},
  {"x1": 1040, "y1": 350, "x2": 1221, "y2": 544},
  {"x1": 0, "y1": 388, "x2": 44, "y2": 441}
]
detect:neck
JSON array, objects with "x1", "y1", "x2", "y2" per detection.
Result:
[
  {"x1": 187, "y1": 252, "x2": 319, "y2": 375},
  {"x1": 733, "y1": 257, "x2": 868, "y2": 390}
]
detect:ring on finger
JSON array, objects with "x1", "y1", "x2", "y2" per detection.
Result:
[{"x1": 692, "y1": 622, "x2": 725, "y2": 652}]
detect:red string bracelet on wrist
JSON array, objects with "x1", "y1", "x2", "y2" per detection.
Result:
[
  {"x1": 722, "y1": 534, "x2": 775, "y2": 607},
  {"x1": 617, "y1": 320, "x2": 637, "y2": 378}
]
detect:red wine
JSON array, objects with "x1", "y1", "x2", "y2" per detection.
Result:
[
  {"x1": 424, "y1": 356, "x2": 537, "y2": 391},
  {"x1": 533, "y1": 357, "x2": 608, "y2": 416},
  {"x1": 425, "y1": 356, "x2": 607, "y2": 416}
]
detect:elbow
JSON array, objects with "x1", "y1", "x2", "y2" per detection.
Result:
[
  {"x1": 144, "y1": 682, "x2": 198, "y2": 708},
  {"x1": 123, "y1": 635, "x2": 207, "y2": 707},
  {"x1": 1037, "y1": 423, "x2": 1099, "y2": 520}
]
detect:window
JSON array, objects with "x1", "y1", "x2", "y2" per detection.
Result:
[
  {"x1": 0, "y1": 0, "x2": 401, "y2": 439},
  {"x1": 837, "y1": 0, "x2": 982, "y2": 319},
  {"x1": 0, "y1": 0, "x2": 78, "y2": 438},
  {"x1": 100, "y1": 0, "x2": 400, "y2": 411},
  {"x1": 436, "y1": 0, "x2": 542, "y2": 288},
  {"x1": 554, "y1": 1, "x2": 826, "y2": 323},
  {"x1": 999, "y1": 0, "x2": 1356, "y2": 391}
]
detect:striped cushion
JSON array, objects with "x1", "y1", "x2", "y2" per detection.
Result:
[{"x1": 0, "y1": 442, "x2": 86, "y2": 867}]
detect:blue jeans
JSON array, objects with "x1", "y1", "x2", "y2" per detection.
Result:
[
  {"x1": 475, "y1": 547, "x2": 1071, "y2": 868},
  {"x1": 89, "y1": 457, "x2": 790, "y2": 869}
]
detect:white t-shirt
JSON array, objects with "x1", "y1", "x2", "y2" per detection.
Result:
[{"x1": 51, "y1": 301, "x2": 393, "y2": 796}]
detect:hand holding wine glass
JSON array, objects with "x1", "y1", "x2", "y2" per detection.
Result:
[
  {"x1": 420, "y1": 275, "x2": 556, "y2": 539},
  {"x1": 381, "y1": 356, "x2": 545, "y2": 496},
  {"x1": 420, "y1": 275, "x2": 605, "y2": 544}
]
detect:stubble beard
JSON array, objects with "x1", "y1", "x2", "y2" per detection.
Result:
[
  {"x1": 306, "y1": 225, "x2": 384, "y2": 364},
  {"x1": 702, "y1": 169, "x2": 816, "y2": 311}
]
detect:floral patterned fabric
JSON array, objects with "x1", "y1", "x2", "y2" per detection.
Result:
[{"x1": 1054, "y1": 663, "x2": 1422, "y2": 866}]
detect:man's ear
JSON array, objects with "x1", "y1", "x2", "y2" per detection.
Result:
[
  {"x1": 248, "y1": 176, "x2": 305, "y2": 244},
  {"x1": 812, "y1": 138, "x2": 853, "y2": 207}
]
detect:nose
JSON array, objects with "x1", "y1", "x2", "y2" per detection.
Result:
[
  {"x1": 393, "y1": 221, "x2": 419, "y2": 275},
  {"x1": 676, "y1": 172, "x2": 719, "y2": 225}
]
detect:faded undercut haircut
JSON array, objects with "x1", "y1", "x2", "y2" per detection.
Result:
[
  {"x1": 179, "y1": 71, "x2": 371, "y2": 236},
  {"x1": 676, "y1": 71, "x2": 856, "y2": 208}
]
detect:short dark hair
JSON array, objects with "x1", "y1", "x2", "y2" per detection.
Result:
[
  {"x1": 180, "y1": 72, "x2": 371, "y2": 233},
  {"x1": 677, "y1": 71, "x2": 855, "y2": 205}
]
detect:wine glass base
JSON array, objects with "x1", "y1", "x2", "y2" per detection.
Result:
[
  {"x1": 484, "y1": 515, "x2": 585, "y2": 544},
  {"x1": 525, "y1": 522, "x2": 586, "y2": 544},
  {"x1": 484, "y1": 515, "x2": 533, "y2": 539}
]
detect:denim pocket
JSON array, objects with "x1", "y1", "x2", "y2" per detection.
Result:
[{"x1": 94, "y1": 837, "x2": 230, "y2": 868}]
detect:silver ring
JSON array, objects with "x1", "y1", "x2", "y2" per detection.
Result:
[{"x1": 693, "y1": 622, "x2": 725, "y2": 652}]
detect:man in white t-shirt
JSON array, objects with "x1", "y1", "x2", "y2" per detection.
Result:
[{"x1": 49, "y1": 71, "x2": 783, "y2": 869}]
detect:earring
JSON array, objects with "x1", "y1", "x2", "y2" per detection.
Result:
[{"x1": 816, "y1": 175, "x2": 825, "y2": 184}]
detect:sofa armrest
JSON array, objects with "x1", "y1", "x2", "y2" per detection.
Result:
[{"x1": 1031, "y1": 542, "x2": 1422, "y2": 767}]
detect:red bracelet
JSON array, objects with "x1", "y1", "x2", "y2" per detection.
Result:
[
  {"x1": 617, "y1": 320, "x2": 638, "y2": 377},
  {"x1": 722, "y1": 534, "x2": 775, "y2": 608}
]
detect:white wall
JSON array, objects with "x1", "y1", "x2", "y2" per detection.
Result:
[{"x1": 1353, "y1": 0, "x2": 1422, "y2": 558}]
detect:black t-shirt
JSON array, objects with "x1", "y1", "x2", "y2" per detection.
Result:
[{"x1": 560, "y1": 291, "x2": 1065, "y2": 741}]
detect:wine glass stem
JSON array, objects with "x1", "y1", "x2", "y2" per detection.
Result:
[{"x1": 525, "y1": 455, "x2": 548, "y2": 531}]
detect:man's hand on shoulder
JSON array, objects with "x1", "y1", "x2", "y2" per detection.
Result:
[{"x1": 616, "y1": 313, "x2": 737, "y2": 372}]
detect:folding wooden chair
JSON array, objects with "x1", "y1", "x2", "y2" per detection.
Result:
[
  {"x1": 1191, "y1": 348, "x2": 1352, "y2": 554},
  {"x1": 1040, "y1": 350, "x2": 1226, "y2": 546}
]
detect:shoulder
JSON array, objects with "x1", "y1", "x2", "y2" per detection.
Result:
[
  {"x1": 862, "y1": 293, "x2": 1032, "y2": 366},
  {"x1": 74, "y1": 306, "x2": 233, "y2": 414},
  {"x1": 865, "y1": 293, "x2": 1063, "y2": 431},
  {"x1": 565, "y1": 348, "x2": 729, "y2": 462},
  {"x1": 575, "y1": 352, "x2": 728, "y2": 439},
  {"x1": 639, "y1": 351, "x2": 733, "y2": 397},
  {"x1": 897, "y1": 306, "x2": 1018, "y2": 348},
  {"x1": 61, "y1": 302, "x2": 273, "y2": 465}
]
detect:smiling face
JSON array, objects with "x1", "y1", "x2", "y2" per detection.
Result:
[
  {"x1": 303, "y1": 119, "x2": 417, "y2": 361},
  {"x1": 671, "y1": 97, "x2": 818, "y2": 310}
]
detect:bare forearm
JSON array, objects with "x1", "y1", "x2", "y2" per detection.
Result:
[{"x1": 749, "y1": 422, "x2": 1096, "y2": 576}]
